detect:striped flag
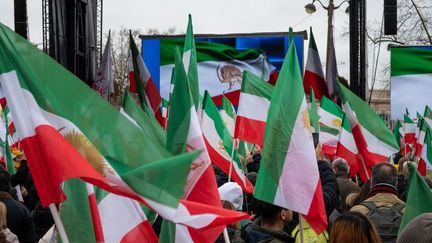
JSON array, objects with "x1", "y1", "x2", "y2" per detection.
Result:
[
  {"x1": 338, "y1": 82, "x2": 399, "y2": 178},
  {"x1": 201, "y1": 91, "x2": 254, "y2": 193},
  {"x1": 220, "y1": 95, "x2": 236, "y2": 138},
  {"x1": 128, "y1": 32, "x2": 163, "y2": 125},
  {"x1": 234, "y1": 71, "x2": 273, "y2": 146},
  {"x1": 254, "y1": 30, "x2": 327, "y2": 234},
  {"x1": 308, "y1": 88, "x2": 320, "y2": 134},
  {"x1": 92, "y1": 31, "x2": 113, "y2": 100},
  {"x1": 183, "y1": 14, "x2": 200, "y2": 109},
  {"x1": 319, "y1": 96, "x2": 344, "y2": 159},
  {"x1": 303, "y1": 27, "x2": 328, "y2": 99}
]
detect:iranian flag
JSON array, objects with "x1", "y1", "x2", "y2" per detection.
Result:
[
  {"x1": 420, "y1": 129, "x2": 432, "y2": 173},
  {"x1": 335, "y1": 115, "x2": 361, "y2": 179},
  {"x1": 391, "y1": 47, "x2": 432, "y2": 120},
  {"x1": 308, "y1": 88, "x2": 320, "y2": 134},
  {"x1": 183, "y1": 14, "x2": 200, "y2": 108},
  {"x1": 159, "y1": 39, "x2": 277, "y2": 106},
  {"x1": 220, "y1": 95, "x2": 236, "y2": 137},
  {"x1": 303, "y1": 27, "x2": 328, "y2": 100},
  {"x1": 403, "y1": 114, "x2": 417, "y2": 146},
  {"x1": 0, "y1": 23, "x2": 248, "y2": 234},
  {"x1": 338, "y1": 82, "x2": 399, "y2": 178},
  {"x1": 393, "y1": 120, "x2": 403, "y2": 148},
  {"x1": 234, "y1": 71, "x2": 273, "y2": 146},
  {"x1": 61, "y1": 179, "x2": 158, "y2": 243},
  {"x1": 319, "y1": 96, "x2": 344, "y2": 158},
  {"x1": 128, "y1": 33, "x2": 163, "y2": 125},
  {"x1": 254, "y1": 31, "x2": 327, "y2": 234},
  {"x1": 92, "y1": 31, "x2": 113, "y2": 100},
  {"x1": 161, "y1": 98, "x2": 168, "y2": 129},
  {"x1": 162, "y1": 47, "x2": 228, "y2": 243},
  {"x1": 201, "y1": 91, "x2": 254, "y2": 193}
]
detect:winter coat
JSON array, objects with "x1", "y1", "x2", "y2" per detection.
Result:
[
  {"x1": 2, "y1": 228, "x2": 19, "y2": 243},
  {"x1": 31, "y1": 202, "x2": 53, "y2": 241},
  {"x1": 336, "y1": 176, "x2": 360, "y2": 211},
  {"x1": 317, "y1": 161, "x2": 340, "y2": 218},
  {"x1": 0, "y1": 192, "x2": 35, "y2": 243},
  {"x1": 232, "y1": 218, "x2": 294, "y2": 243}
]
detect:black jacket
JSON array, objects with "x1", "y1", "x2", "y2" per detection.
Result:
[
  {"x1": 318, "y1": 160, "x2": 340, "y2": 218},
  {"x1": 0, "y1": 191, "x2": 36, "y2": 243},
  {"x1": 233, "y1": 218, "x2": 294, "y2": 243},
  {"x1": 31, "y1": 201, "x2": 54, "y2": 241}
]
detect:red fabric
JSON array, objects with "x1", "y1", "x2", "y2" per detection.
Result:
[
  {"x1": 185, "y1": 165, "x2": 223, "y2": 243},
  {"x1": 120, "y1": 220, "x2": 158, "y2": 243},
  {"x1": 303, "y1": 70, "x2": 329, "y2": 100},
  {"x1": 88, "y1": 193, "x2": 105, "y2": 242},
  {"x1": 303, "y1": 180, "x2": 328, "y2": 235},
  {"x1": 21, "y1": 125, "x2": 124, "y2": 207},
  {"x1": 144, "y1": 77, "x2": 162, "y2": 115},
  {"x1": 128, "y1": 71, "x2": 137, "y2": 93},
  {"x1": 268, "y1": 71, "x2": 278, "y2": 86},
  {"x1": 321, "y1": 144, "x2": 336, "y2": 160},
  {"x1": 234, "y1": 116, "x2": 267, "y2": 146},
  {"x1": 418, "y1": 158, "x2": 427, "y2": 176},
  {"x1": 335, "y1": 142, "x2": 360, "y2": 178},
  {"x1": 203, "y1": 136, "x2": 254, "y2": 193},
  {"x1": 212, "y1": 90, "x2": 240, "y2": 107}
]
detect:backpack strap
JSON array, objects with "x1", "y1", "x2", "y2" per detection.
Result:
[
  {"x1": 392, "y1": 203, "x2": 405, "y2": 213},
  {"x1": 360, "y1": 201, "x2": 377, "y2": 211}
]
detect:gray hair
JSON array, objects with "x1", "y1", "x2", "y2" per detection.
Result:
[{"x1": 332, "y1": 158, "x2": 350, "y2": 175}]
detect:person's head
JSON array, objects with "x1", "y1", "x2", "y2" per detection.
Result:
[
  {"x1": 402, "y1": 161, "x2": 418, "y2": 179},
  {"x1": 331, "y1": 212, "x2": 381, "y2": 243},
  {"x1": 246, "y1": 172, "x2": 257, "y2": 186},
  {"x1": 371, "y1": 163, "x2": 398, "y2": 188},
  {"x1": 332, "y1": 158, "x2": 350, "y2": 177},
  {"x1": 222, "y1": 200, "x2": 240, "y2": 229},
  {"x1": 0, "y1": 171, "x2": 11, "y2": 193},
  {"x1": 397, "y1": 157, "x2": 410, "y2": 175},
  {"x1": 397, "y1": 213, "x2": 432, "y2": 243},
  {"x1": 218, "y1": 182, "x2": 243, "y2": 211},
  {"x1": 0, "y1": 202, "x2": 6, "y2": 230},
  {"x1": 257, "y1": 200, "x2": 292, "y2": 230},
  {"x1": 352, "y1": 180, "x2": 371, "y2": 207}
]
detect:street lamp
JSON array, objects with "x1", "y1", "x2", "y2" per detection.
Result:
[{"x1": 305, "y1": 0, "x2": 349, "y2": 98}]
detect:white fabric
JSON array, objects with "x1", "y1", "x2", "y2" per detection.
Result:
[{"x1": 218, "y1": 182, "x2": 243, "y2": 211}]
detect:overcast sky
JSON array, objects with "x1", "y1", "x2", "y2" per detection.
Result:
[{"x1": 0, "y1": 0, "x2": 388, "y2": 88}]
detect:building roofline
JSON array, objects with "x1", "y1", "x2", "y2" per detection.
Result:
[{"x1": 139, "y1": 30, "x2": 308, "y2": 40}]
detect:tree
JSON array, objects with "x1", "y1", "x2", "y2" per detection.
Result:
[{"x1": 108, "y1": 27, "x2": 178, "y2": 107}]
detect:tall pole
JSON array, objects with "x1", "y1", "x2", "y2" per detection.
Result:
[{"x1": 326, "y1": 0, "x2": 334, "y2": 86}]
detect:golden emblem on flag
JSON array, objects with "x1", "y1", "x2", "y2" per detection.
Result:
[
  {"x1": 302, "y1": 109, "x2": 313, "y2": 137},
  {"x1": 332, "y1": 118, "x2": 342, "y2": 128},
  {"x1": 63, "y1": 131, "x2": 111, "y2": 177}
]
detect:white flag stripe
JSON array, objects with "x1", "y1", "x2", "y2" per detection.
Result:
[{"x1": 237, "y1": 93, "x2": 270, "y2": 122}]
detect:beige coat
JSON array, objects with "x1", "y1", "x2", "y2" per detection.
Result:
[{"x1": 350, "y1": 192, "x2": 405, "y2": 215}]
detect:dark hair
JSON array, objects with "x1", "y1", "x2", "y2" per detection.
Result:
[
  {"x1": 371, "y1": 163, "x2": 398, "y2": 187},
  {"x1": 351, "y1": 180, "x2": 371, "y2": 207},
  {"x1": 0, "y1": 171, "x2": 11, "y2": 192},
  {"x1": 257, "y1": 200, "x2": 284, "y2": 222},
  {"x1": 332, "y1": 158, "x2": 350, "y2": 176},
  {"x1": 331, "y1": 212, "x2": 381, "y2": 243}
]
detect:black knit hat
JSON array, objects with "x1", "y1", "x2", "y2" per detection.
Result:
[{"x1": 397, "y1": 213, "x2": 432, "y2": 243}]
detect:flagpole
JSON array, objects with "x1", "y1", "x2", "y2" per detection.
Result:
[
  {"x1": 49, "y1": 203, "x2": 70, "y2": 243},
  {"x1": 358, "y1": 154, "x2": 370, "y2": 180},
  {"x1": 223, "y1": 228, "x2": 231, "y2": 243},
  {"x1": 299, "y1": 214, "x2": 304, "y2": 243},
  {"x1": 228, "y1": 137, "x2": 236, "y2": 182}
]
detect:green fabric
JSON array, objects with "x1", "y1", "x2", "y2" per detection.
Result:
[
  {"x1": 60, "y1": 179, "x2": 96, "y2": 243},
  {"x1": 391, "y1": 47, "x2": 432, "y2": 77},
  {"x1": 398, "y1": 162, "x2": 432, "y2": 234},
  {"x1": 338, "y1": 81, "x2": 399, "y2": 151},
  {"x1": 2, "y1": 109, "x2": 15, "y2": 174},
  {"x1": 404, "y1": 114, "x2": 414, "y2": 124},
  {"x1": 424, "y1": 106, "x2": 432, "y2": 119},
  {"x1": 221, "y1": 95, "x2": 236, "y2": 120},
  {"x1": 160, "y1": 40, "x2": 264, "y2": 66},
  {"x1": 159, "y1": 220, "x2": 177, "y2": 243},
  {"x1": 202, "y1": 91, "x2": 242, "y2": 169},
  {"x1": 320, "y1": 96, "x2": 344, "y2": 118},
  {"x1": 393, "y1": 120, "x2": 402, "y2": 147},
  {"x1": 122, "y1": 90, "x2": 166, "y2": 147},
  {"x1": 166, "y1": 47, "x2": 194, "y2": 155},
  {"x1": 254, "y1": 30, "x2": 305, "y2": 203},
  {"x1": 0, "y1": 23, "x2": 195, "y2": 209},
  {"x1": 129, "y1": 32, "x2": 146, "y2": 110},
  {"x1": 309, "y1": 88, "x2": 320, "y2": 134},
  {"x1": 320, "y1": 125, "x2": 339, "y2": 136},
  {"x1": 241, "y1": 70, "x2": 273, "y2": 98},
  {"x1": 183, "y1": 14, "x2": 200, "y2": 109},
  {"x1": 308, "y1": 27, "x2": 319, "y2": 52}
]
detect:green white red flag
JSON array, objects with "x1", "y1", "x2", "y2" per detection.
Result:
[
  {"x1": 308, "y1": 88, "x2": 320, "y2": 134},
  {"x1": 393, "y1": 120, "x2": 403, "y2": 148},
  {"x1": 128, "y1": 32, "x2": 163, "y2": 125},
  {"x1": 403, "y1": 114, "x2": 417, "y2": 146},
  {"x1": 0, "y1": 23, "x2": 247, "y2": 236},
  {"x1": 220, "y1": 95, "x2": 236, "y2": 138},
  {"x1": 303, "y1": 27, "x2": 328, "y2": 100},
  {"x1": 234, "y1": 71, "x2": 273, "y2": 146},
  {"x1": 319, "y1": 96, "x2": 344, "y2": 159},
  {"x1": 201, "y1": 91, "x2": 254, "y2": 193},
  {"x1": 183, "y1": 14, "x2": 200, "y2": 109},
  {"x1": 92, "y1": 31, "x2": 113, "y2": 100},
  {"x1": 338, "y1": 82, "x2": 399, "y2": 178},
  {"x1": 254, "y1": 30, "x2": 327, "y2": 234}
]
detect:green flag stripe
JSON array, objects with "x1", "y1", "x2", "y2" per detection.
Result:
[
  {"x1": 391, "y1": 47, "x2": 432, "y2": 77},
  {"x1": 242, "y1": 71, "x2": 273, "y2": 99}
]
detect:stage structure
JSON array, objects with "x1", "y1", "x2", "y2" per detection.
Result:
[
  {"x1": 140, "y1": 31, "x2": 306, "y2": 106},
  {"x1": 42, "y1": 0, "x2": 103, "y2": 86}
]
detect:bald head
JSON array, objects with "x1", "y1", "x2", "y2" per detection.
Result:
[{"x1": 371, "y1": 163, "x2": 397, "y2": 187}]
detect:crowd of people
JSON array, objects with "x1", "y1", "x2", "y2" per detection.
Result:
[
  {"x1": 0, "y1": 143, "x2": 431, "y2": 243},
  {"x1": 211, "y1": 147, "x2": 432, "y2": 243}
]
